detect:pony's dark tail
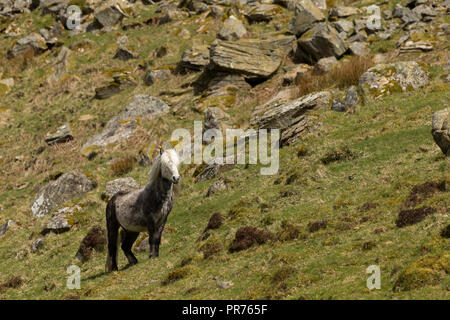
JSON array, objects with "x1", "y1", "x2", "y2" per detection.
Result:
[{"x1": 105, "y1": 196, "x2": 120, "y2": 272}]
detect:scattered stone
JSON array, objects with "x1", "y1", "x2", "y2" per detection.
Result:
[
  {"x1": 229, "y1": 226, "x2": 274, "y2": 253},
  {"x1": 217, "y1": 281, "x2": 233, "y2": 289},
  {"x1": 180, "y1": 44, "x2": 210, "y2": 71},
  {"x1": 431, "y1": 108, "x2": 450, "y2": 156},
  {"x1": 331, "y1": 98, "x2": 346, "y2": 112},
  {"x1": 103, "y1": 177, "x2": 140, "y2": 201},
  {"x1": 396, "y1": 207, "x2": 436, "y2": 228},
  {"x1": 245, "y1": 3, "x2": 283, "y2": 23},
  {"x1": 144, "y1": 69, "x2": 170, "y2": 86},
  {"x1": 329, "y1": 6, "x2": 359, "y2": 19},
  {"x1": 113, "y1": 47, "x2": 137, "y2": 61},
  {"x1": 206, "y1": 179, "x2": 228, "y2": 197},
  {"x1": 308, "y1": 220, "x2": 327, "y2": 232},
  {"x1": 195, "y1": 155, "x2": 234, "y2": 183},
  {"x1": 0, "y1": 220, "x2": 16, "y2": 236},
  {"x1": 31, "y1": 170, "x2": 96, "y2": 217},
  {"x1": 401, "y1": 40, "x2": 433, "y2": 52},
  {"x1": 282, "y1": 64, "x2": 311, "y2": 86},
  {"x1": 94, "y1": 72, "x2": 136, "y2": 99},
  {"x1": 349, "y1": 42, "x2": 370, "y2": 56},
  {"x1": 75, "y1": 225, "x2": 106, "y2": 262},
  {"x1": 359, "y1": 61, "x2": 429, "y2": 103},
  {"x1": 31, "y1": 238, "x2": 44, "y2": 253},
  {"x1": 45, "y1": 124, "x2": 73, "y2": 145},
  {"x1": 296, "y1": 23, "x2": 347, "y2": 63},
  {"x1": 290, "y1": 0, "x2": 325, "y2": 36},
  {"x1": 41, "y1": 205, "x2": 82, "y2": 235},
  {"x1": 218, "y1": 15, "x2": 247, "y2": 41},
  {"x1": 135, "y1": 237, "x2": 149, "y2": 253},
  {"x1": 344, "y1": 85, "x2": 360, "y2": 109},
  {"x1": 333, "y1": 19, "x2": 354, "y2": 34}
]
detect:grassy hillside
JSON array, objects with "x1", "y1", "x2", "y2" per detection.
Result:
[{"x1": 0, "y1": 1, "x2": 449, "y2": 299}]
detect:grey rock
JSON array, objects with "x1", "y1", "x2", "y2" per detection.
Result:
[
  {"x1": 0, "y1": 220, "x2": 16, "y2": 236},
  {"x1": 31, "y1": 171, "x2": 96, "y2": 217},
  {"x1": 333, "y1": 19, "x2": 354, "y2": 34},
  {"x1": 46, "y1": 46, "x2": 72, "y2": 84},
  {"x1": 113, "y1": 47, "x2": 137, "y2": 61},
  {"x1": 217, "y1": 281, "x2": 233, "y2": 289},
  {"x1": 206, "y1": 179, "x2": 227, "y2": 197},
  {"x1": 400, "y1": 40, "x2": 433, "y2": 52},
  {"x1": 195, "y1": 155, "x2": 235, "y2": 183},
  {"x1": 41, "y1": 205, "x2": 82, "y2": 235},
  {"x1": 245, "y1": 3, "x2": 283, "y2": 23},
  {"x1": 359, "y1": 61, "x2": 430, "y2": 103},
  {"x1": 204, "y1": 107, "x2": 230, "y2": 131},
  {"x1": 31, "y1": 238, "x2": 44, "y2": 253},
  {"x1": 45, "y1": 124, "x2": 73, "y2": 145},
  {"x1": 180, "y1": 44, "x2": 210, "y2": 71},
  {"x1": 314, "y1": 56, "x2": 337, "y2": 74},
  {"x1": 290, "y1": 0, "x2": 325, "y2": 36},
  {"x1": 104, "y1": 177, "x2": 140, "y2": 200},
  {"x1": 82, "y1": 95, "x2": 169, "y2": 157},
  {"x1": 296, "y1": 23, "x2": 347, "y2": 63},
  {"x1": 282, "y1": 64, "x2": 311, "y2": 86},
  {"x1": 431, "y1": 108, "x2": 450, "y2": 156},
  {"x1": 329, "y1": 6, "x2": 359, "y2": 18},
  {"x1": 412, "y1": 4, "x2": 437, "y2": 20},
  {"x1": 94, "y1": 4, "x2": 127, "y2": 28},
  {"x1": 7, "y1": 33, "x2": 47, "y2": 59},
  {"x1": 344, "y1": 85, "x2": 359, "y2": 108},
  {"x1": 331, "y1": 98, "x2": 346, "y2": 112},
  {"x1": 134, "y1": 237, "x2": 150, "y2": 252},
  {"x1": 144, "y1": 69, "x2": 170, "y2": 86},
  {"x1": 218, "y1": 15, "x2": 247, "y2": 41},
  {"x1": 349, "y1": 42, "x2": 370, "y2": 56}
]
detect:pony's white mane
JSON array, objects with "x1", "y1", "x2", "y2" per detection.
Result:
[
  {"x1": 148, "y1": 154, "x2": 162, "y2": 185},
  {"x1": 148, "y1": 149, "x2": 180, "y2": 185}
]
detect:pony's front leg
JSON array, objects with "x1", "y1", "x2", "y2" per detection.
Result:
[{"x1": 149, "y1": 229, "x2": 162, "y2": 258}]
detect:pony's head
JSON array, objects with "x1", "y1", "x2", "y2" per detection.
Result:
[{"x1": 160, "y1": 148, "x2": 181, "y2": 184}]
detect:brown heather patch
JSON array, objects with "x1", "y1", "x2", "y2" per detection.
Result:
[
  {"x1": 296, "y1": 56, "x2": 373, "y2": 97},
  {"x1": 204, "y1": 212, "x2": 224, "y2": 232},
  {"x1": 75, "y1": 225, "x2": 106, "y2": 262},
  {"x1": 402, "y1": 180, "x2": 447, "y2": 209},
  {"x1": 308, "y1": 220, "x2": 328, "y2": 233},
  {"x1": 110, "y1": 156, "x2": 136, "y2": 176},
  {"x1": 0, "y1": 276, "x2": 24, "y2": 292},
  {"x1": 395, "y1": 207, "x2": 437, "y2": 228},
  {"x1": 229, "y1": 226, "x2": 274, "y2": 253}
]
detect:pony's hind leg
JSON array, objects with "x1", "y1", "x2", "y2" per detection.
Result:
[
  {"x1": 105, "y1": 199, "x2": 120, "y2": 272},
  {"x1": 121, "y1": 230, "x2": 139, "y2": 266}
]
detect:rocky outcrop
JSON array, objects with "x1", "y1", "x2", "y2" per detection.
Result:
[
  {"x1": 180, "y1": 44, "x2": 210, "y2": 71},
  {"x1": 253, "y1": 91, "x2": 331, "y2": 145},
  {"x1": 41, "y1": 205, "x2": 82, "y2": 235},
  {"x1": 359, "y1": 61, "x2": 430, "y2": 102},
  {"x1": 7, "y1": 33, "x2": 47, "y2": 59},
  {"x1": 432, "y1": 108, "x2": 450, "y2": 156},
  {"x1": 295, "y1": 23, "x2": 347, "y2": 63},
  {"x1": 31, "y1": 170, "x2": 96, "y2": 217}
]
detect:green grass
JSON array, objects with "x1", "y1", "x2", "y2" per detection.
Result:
[{"x1": 0, "y1": 2, "x2": 449, "y2": 300}]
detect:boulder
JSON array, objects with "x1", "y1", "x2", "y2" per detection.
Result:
[
  {"x1": 290, "y1": 0, "x2": 325, "y2": 36},
  {"x1": 7, "y1": 33, "x2": 47, "y2": 59},
  {"x1": 103, "y1": 177, "x2": 140, "y2": 200},
  {"x1": 45, "y1": 124, "x2": 73, "y2": 145},
  {"x1": 209, "y1": 38, "x2": 285, "y2": 79},
  {"x1": 314, "y1": 56, "x2": 337, "y2": 74},
  {"x1": 333, "y1": 19, "x2": 354, "y2": 34},
  {"x1": 359, "y1": 61, "x2": 430, "y2": 102},
  {"x1": 41, "y1": 205, "x2": 82, "y2": 235},
  {"x1": 217, "y1": 15, "x2": 247, "y2": 41},
  {"x1": 431, "y1": 108, "x2": 450, "y2": 156},
  {"x1": 31, "y1": 170, "x2": 96, "y2": 217},
  {"x1": 94, "y1": 3, "x2": 127, "y2": 28},
  {"x1": 296, "y1": 23, "x2": 347, "y2": 63}
]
